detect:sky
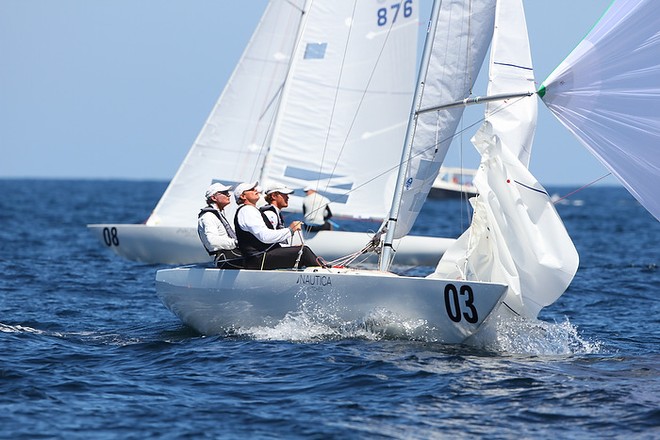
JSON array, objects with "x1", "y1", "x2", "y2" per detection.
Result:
[{"x1": 0, "y1": 0, "x2": 615, "y2": 186}]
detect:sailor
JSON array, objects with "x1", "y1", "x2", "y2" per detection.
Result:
[
  {"x1": 302, "y1": 186, "x2": 333, "y2": 232},
  {"x1": 198, "y1": 182, "x2": 243, "y2": 269},
  {"x1": 260, "y1": 184, "x2": 294, "y2": 245},
  {"x1": 234, "y1": 181, "x2": 326, "y2": 270}
]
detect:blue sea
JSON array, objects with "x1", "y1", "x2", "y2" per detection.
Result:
[{"x1": 1, "y1": 179, "x2": 658, "y2": 439}]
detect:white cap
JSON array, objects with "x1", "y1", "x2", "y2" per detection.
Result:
[
  {"x1": 265, "y1": 184, "x2": 294, "y2": 195},
  {"x1": 303, "y1": 186, "x2": 315, "y2": 192},
  {"x1": 205, "y1": 182, "x2": 232, "y2": 199},
  {"x1": 233, "y1": 181, "x2": 259, "y2": 201}
]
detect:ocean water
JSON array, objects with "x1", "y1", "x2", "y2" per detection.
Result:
[{"x1": 1, "y1": 179, "x2": 658, "y2": 439}]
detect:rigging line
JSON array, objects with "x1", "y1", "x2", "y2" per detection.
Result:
[
  {"x1": 553, "y1": 173, "x2": 612, "y2": 204},
  {"x1": 314, "y1": 1, "x2": 359, "y2": 195},
  {"x1": 251, "y1": 84, "x2": 287, "y2": 183},
  {"x1": 466, "y1": 0, "x2": 474, "y2": 96},
  {"x1": 458, "y1": 108, "x2": 471, "y2": 230},
  {"x1": 283, "y1": 0, "x2": 305, "y2": 14}
]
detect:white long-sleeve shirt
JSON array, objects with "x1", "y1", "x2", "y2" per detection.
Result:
[
  {"x1": 261, "y1": 205, "x2": 290, "y2": 246},
  {"x1": 236, "y1": 204, "x2": 292, "y2": 244},
  {"x1": 198, "y1": 208, "x2": 238, "y2": 253},
  {"x1": 303, "y1": 192, "x2": 331, "y2": 226}
]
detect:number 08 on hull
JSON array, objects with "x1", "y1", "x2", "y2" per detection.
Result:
[{"x1": 155, "y1": 267, "x2": 507, "y2": 343}]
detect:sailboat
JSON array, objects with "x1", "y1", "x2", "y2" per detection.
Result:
[
  {"x1": 155, "y1": 0, "x2": 660, "y2": 343},
  {"x1": 87, "y1": 0, "x2": 455, "y2": 267},
  {"x1": 429, "y1": 166, "x2": 478, "y2": 199}
]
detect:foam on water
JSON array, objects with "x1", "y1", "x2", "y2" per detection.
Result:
[
  {"x1": 236, "y1": 311, "x2": 340, "y2": 342},
  {"x1": 231, "y1": 308, "x2": 604, "y2": 357},
  {"x1": 469, "y1": 315, "x2": 604, "y2": 355},
  {"x1": 0, "y1": 323, "x2": 47, "y2": 335},
  {"x1": 234, "y1": 307, "x2": 434, "y2": 343}
]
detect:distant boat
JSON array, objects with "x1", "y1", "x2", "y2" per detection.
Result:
[
  {"x1": 429, "y1": 166, "x2": 478, "y2": 199},
  {"x1": 156, "y1": 0, "x2": 660, "y2": 342},
  {"x1": 87, "y1": 0, "x2": 454, "y2": 267}
]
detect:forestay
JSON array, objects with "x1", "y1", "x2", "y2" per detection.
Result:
[
  {"x1": 431, "y1": 0, "x2": 579, "y2": 319},
  {"x1": 540, "y1": 0, "x2": 660, "y2": 221}
]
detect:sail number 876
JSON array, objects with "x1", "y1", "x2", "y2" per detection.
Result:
[{"x1": 377, "y1": 0, "x2": 413, "y2": 26}]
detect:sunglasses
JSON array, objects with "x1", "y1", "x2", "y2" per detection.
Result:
[{"x1": 215, "y1": 191, "x2": 230, "y2": 197}]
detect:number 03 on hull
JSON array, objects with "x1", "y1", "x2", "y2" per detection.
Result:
[{"x1": 155, "y1": 267, "x2": 507, "y2": 343}]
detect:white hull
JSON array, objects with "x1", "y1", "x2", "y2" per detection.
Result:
[
  {"x1": 428, "y1": 167, "x2": 478, "y2": 199},
  {"x1": 155, "y1": 267, "x2": 507, "y2": 343},
  {"x1": 87, "y1": 224, "x2": 455, "y2": 266}
]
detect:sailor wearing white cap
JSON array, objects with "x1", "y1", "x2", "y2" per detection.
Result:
[
  {"x1": 260, "y1": 184, "x2": 294, "y2": 232},
  {"x1": 198, "y1": 182, "x2": 243, "y2": 268},
  {"x1": 302, "y1": 186, "x2": 333, "y2": 232}
]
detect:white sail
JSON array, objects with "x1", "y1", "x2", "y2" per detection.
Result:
[
  {"x1": 147, "y1": 0, "x2": 306, "y2": 226},
  {"x1": 540, "y1": 0, "x2": 660, "y2": 222},
  {"x1": 390, "y1": 0, "x2": 497, "y2": 239},
  {"x1": 149, "y1": 0, "x2": 419, "y2": 226},
  {"x1": 88, "y1": 1, "x2": 456, "y2": 267},
  {"x1": 481, "y1": 0, "x2": 537, "y2": 165},
  {"x1": 431, "y1": 0, "x2": 578, "y2": 319},
  {"x1": 260, "y1": 1, "x2": 418, "y2": 220}
]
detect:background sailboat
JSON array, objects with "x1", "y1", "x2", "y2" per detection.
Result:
[
  {"x1": 429, "y1": 167, "x2": 478, "y2": 199},
  {"x1": 88, "y1": 0, "x2": 455, "y2": 266}
]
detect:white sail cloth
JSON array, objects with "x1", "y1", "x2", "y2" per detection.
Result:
[
  {"x1": 541, "y1": 0, "x2": 660, "y2": 221},
  {"x1": 430, "y1": 0, "x2": 578, "y2": 319},
  {"x1": 262, "y1": 1, "x2": 418, "y2": 220},
  {"x1": 391, "y1": 0, "x2": 497, "y2": 239},
  {"x1": 148, "y1": 0, "x2": 419, "y2": 226},
  {"x1": 432, "y1": 123, "x2": 579, "y2": 319},
  {"x1": 482, "y1": 0, "x2": 537, "y2": 165},
  {"x1": 148, "y1": 0, "x2": 305, "y2": 226}
]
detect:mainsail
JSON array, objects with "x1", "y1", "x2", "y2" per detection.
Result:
[
  {"x1": 148, "y1": 0, "x2": 419, "y2": 226},
  {"x1": 431, "y1": 0, "x2": 578, "y2": 319},
  {"x1": 540, "y1": 0, "x2": 660, "y2": 221},
  {"x1": 261, "y1": 1, "x2": 419, "y2": 220},
  {"x1": 388, "y1": 0, "x2": 497, "y2": 240}
]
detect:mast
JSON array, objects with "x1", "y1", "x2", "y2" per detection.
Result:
[{"x1": 379, "y1": 0, "x2": 441, "y2": 271}]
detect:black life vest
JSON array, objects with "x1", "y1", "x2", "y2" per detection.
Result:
[
  {"x1": 234, "y1": 205, "x2": 281, "y2": 257},
  {"x1": 259, "y1": 204, "x2": 284, "y2": 229}
]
